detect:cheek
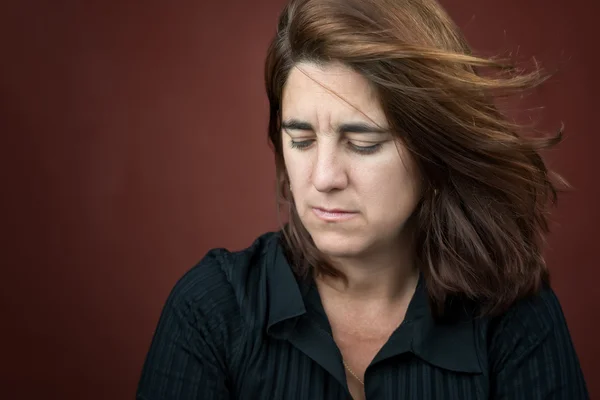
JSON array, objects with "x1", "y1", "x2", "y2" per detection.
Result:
[
  {"x1": 283, "y1": 150, "x2": 311, "y2": 187},
  {"x1": 358, "y1": 159, "x2": 421, "y2": 214},
  {"x1": 282, "y1": 147, "x2": 296, "y2": 180}
]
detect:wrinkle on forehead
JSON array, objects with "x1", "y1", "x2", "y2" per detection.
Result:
[{"x1": 282, "y1": 62, "x2": 389, "y2": 134}]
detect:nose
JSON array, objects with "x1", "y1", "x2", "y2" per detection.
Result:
[{"x1": 311, "y1": 141, "x2": 348, "y2": 192}]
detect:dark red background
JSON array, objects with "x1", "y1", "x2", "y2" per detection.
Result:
[{"x1": 1, "y1": 1, "x2": 597, "y2": 398}]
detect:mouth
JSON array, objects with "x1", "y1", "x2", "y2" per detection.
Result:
[{"x1": 312, "y1": 207, "x2": 358, "y2": 222}]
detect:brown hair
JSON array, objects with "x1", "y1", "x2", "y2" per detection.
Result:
[{"x1": 264, "y1": 0, "x2": 566, "y2": 317}]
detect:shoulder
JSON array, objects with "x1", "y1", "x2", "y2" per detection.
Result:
[
  {"x1": 164, "y1": 231, "x2": 280, "y2": 329},
  {"x1": 487, "y1": 282, "x2": 577, "y2": 372},
  {"x1": 489, "y1": 283, "x2": 566, "y2": 344},
  {"x1": 483, "y1": 284, "x2": 588, "y2": 397}
]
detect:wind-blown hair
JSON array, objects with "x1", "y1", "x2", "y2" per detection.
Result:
[{"x1": 264, "y1": 0, "x2": 565, "y2": 317}]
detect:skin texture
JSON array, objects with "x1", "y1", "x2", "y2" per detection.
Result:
[{"x1": 281, "y1": 61, "x2": 422, "y2": 269}]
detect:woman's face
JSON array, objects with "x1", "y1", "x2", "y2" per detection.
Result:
[{"x1": 281, "y1": 61, "x2": 423, "y2": 259}]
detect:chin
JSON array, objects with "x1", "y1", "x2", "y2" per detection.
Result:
[{"x1": 310, "y1": 230, "x2": 371, "y2": 258}]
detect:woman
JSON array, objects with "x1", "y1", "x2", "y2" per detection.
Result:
[{"x1": 137, "y1": 0, "x2": 589, "y2": 399}]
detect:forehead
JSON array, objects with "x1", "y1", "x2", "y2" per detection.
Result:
[{"x1": 281, "y1": 61, "x2": 386, "y2": 124}]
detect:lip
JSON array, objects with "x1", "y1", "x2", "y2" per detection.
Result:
[{"x1": 312, "y1": 207, "x2": 358, "y2": 222}]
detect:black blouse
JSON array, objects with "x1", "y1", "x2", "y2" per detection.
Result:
[{"x1": 137, "y1": 231, "x2": 589, "y2": 399}]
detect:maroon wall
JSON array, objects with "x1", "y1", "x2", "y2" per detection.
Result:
[{"x1": 1, "y1": 1, "x2": 597, "y2": 398}]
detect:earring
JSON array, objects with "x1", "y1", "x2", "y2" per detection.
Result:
[{"x1": 289, "y1": 183, "x2": 292, "y2": 192}]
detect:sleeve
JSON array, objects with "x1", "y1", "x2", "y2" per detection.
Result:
[
  {"x1": 489, "y1": 285, "x2": 589, "y2": 400},
  {"x1": 136, "y1": 256, "x2": 239, "y2": 400}
]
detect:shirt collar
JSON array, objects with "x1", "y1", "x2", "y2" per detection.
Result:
[
  {"x1": 264, "y1": 233, "x2": 482, "y2": 374},
  {"x1": 403, "y1": 276, "x2": 483, "y2": 373},
  {"x1": 265, "y1": 233, "x2": 306, "y2": 338}
]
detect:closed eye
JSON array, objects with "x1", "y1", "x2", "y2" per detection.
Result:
[
  {"x1": 348, "y1": 142, "x2": 382, "y2": 154},
  {"x1": 289, "y1": 139, "x2": 383, "y2": 155},
  {"x1": 289, "y1": 139, "x2": 314, "y2": 150}
]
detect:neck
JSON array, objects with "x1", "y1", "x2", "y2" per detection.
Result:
[{"x1": 315, "y1": 239, "x2": 419, "y2": 305}]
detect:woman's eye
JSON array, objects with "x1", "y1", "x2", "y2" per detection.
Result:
[
  {"x1": 348, "y1": 142, "x2": 382, "y2": 155},
  {"x1": 289, "y1": 139, "x2": 314, "y2": 150},
  {"x1": 289, "y1": 139, "x2": 383, "y2": 155}
]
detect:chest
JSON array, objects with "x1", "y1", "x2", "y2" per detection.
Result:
[
  {"x1": 323, "y1": 297, "x2": 409, "y2": 378},
  {"x1": 329, "y1": 317, "x2": 403, "y2": 400},
  {"x1": 329, "y1": 316, "x2": 400, "y2": 367},
  {"x1": 234, "y1": 337, "x2": 488, "y2": 400}
]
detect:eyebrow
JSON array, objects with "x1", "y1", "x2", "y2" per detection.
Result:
[{"x1": 281, "y1": 119, "x2": 388, "y2": 134}]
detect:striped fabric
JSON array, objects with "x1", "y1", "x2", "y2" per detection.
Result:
[{"x1": 137, "y1": 231, "x2": 588, "y2": 399}]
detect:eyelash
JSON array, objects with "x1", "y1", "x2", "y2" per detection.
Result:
[{"x1": 289, "y1": 140, "x2": 382, "y2": 155}]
